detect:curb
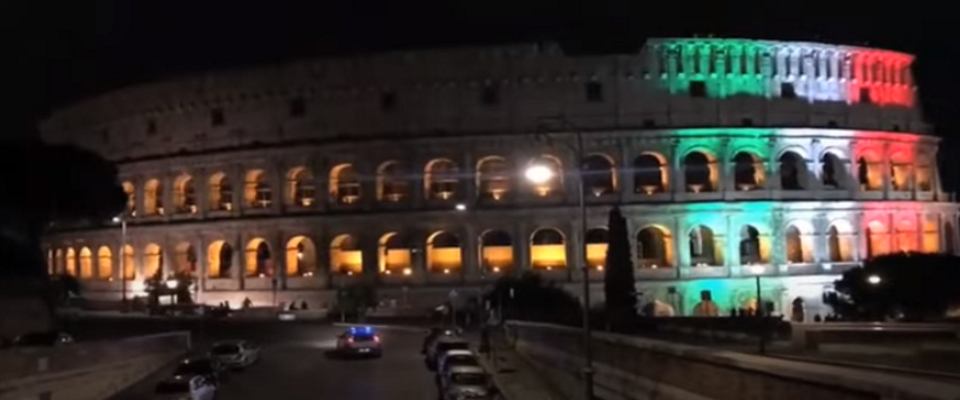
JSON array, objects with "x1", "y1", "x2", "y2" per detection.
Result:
[{"x1": 331, "y1": 322, "x2": 427, "y2": 333}]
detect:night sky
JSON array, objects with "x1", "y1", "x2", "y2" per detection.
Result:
[{"x1": 6, "y1": 1, "x2": 958, "y2": 189}]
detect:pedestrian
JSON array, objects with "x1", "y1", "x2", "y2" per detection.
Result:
[{"x1": 301, "y1": 300, "x2": 308, "y2": 309}]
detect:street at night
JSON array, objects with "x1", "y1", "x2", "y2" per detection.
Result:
[{"x1": 77, "y1": 318, "x2": 440, "y2": 400}]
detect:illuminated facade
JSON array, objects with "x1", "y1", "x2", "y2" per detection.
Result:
[{"x1": 41, "y1": 39, "x2": 958, "y2": 317}]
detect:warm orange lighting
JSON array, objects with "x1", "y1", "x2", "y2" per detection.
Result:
[
  {"x1": 443, "y1": 268, "x2": 450, "y2": 274},
  {"x1": 403, "y1": 268, "x2": 412, "y2": 275},
  {"x1": 492, "y1": 266, "x2": 500, "y2": 273}
]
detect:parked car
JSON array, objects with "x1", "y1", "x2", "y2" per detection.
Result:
[
  {"x1": 422, "y1": 326, "x2": 461, "y2": 354},
  {"x1": 172, "y1": 356, "x2": 225, "y2": 387},
  {"x1": 154, "y1": 375, "x2": 217, "y2": 400},
  {"x1": 426, "y1": 336, "x2": 469, "y2": 370},
  {"x1": 209, "y1": 340, "x2": 260, "y2": 369},
  {"x1": 438, "y1": 365, "x2": 495, "y2": 399}
]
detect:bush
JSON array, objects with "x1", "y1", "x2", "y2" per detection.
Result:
[{"x1": 484, "y1": 272, "x2": 582, "y2": 326}]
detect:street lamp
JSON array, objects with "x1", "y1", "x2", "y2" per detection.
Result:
[
  {"x1": 526, "y1": 116, "x2": 593, "y2": 400},
  {"x1": 113, "y1": 216, "x2": 129, "y2": 308},
  {"x1": 749, "y1": 265, "x2": 766, "y2": 354},
  {"x1": 867, "y1": 275, "x2": 881, "y2": 285},
  {"x1": 165, "y1": 279, "x2": 179, "y2": 289}
]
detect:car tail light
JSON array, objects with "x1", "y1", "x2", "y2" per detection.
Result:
[
  {"x1": 347, "y1": 337, "x2": 354, "y2": 345},
  {"x1": 373, "y1": 335, "x2": 380, "y2": 343}
]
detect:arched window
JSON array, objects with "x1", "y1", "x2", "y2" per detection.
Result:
[
  {"x1": 778, "y1": 152, "x2": 805, "y2": 190},
  {"x1": 733, "y1": 152, "x2": 763, "y2": 190},
  {"x1": 173, "y1": 174, "x2": 197, "y2": 213},
  {"x1": 287, "y1": 167, "x2": 315, "y2": 207},
  {"x1": 330, "y1": 164, "x2": 361, "y2": 204},
  {"x1": 581, "y1": 154, "x2": 615, "y2": 196},
  {"x1": 425, "y1": 159, "x2": 460, "y2": 200},
  {"x1": 688, "y1": 226, "x2": 717, "y2": 266},
  {"x1": 784, "y1": 225, "x2": 803, "y2": 263},
  {"x1": 286, "y1": 236, "x2": 317, "y2": 276},
  {"x1": 739, "y1": 226, "x2": 761, "y2": 264},
  {"x1": 427, "y1": 231, "x2": 462, "y2": 272},
  {"x1": 476, "y1": 157, "x2": 511, "y2": 201},
  {"x1": 632, "y1": 154, "x2": 667, "y2": 194},
  {"x1": 244, "y1": 170, "x2": 271, "y2": 208},
  {"x1": 683, "y1": 152, "x2": 714, "y2": 192},
  {"x1": 377, "y1": 161, "x2": 407, "y2": 202},
  {"x1": 820, "y1": 153, "x2": 843, "y2": 189},
  {"x1": 208, "y1": 172, "x2": 234, "y2": 211},
  {"x1": 480, "y1": 230, "x2": 513, "y2": 271},
  {"x1": 378, "y1": 233, "x2": 412, "y2": 274},
  {"x1": 637, "y1": 227, "x2": 672, "y2": 268},
  {"x1": 530, "y1": 228, "x2": 566, "y2": 269}
]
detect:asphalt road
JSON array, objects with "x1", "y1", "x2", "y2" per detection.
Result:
[{"x1": 82, "y1": 318, "x2": 440, "y2": 400}]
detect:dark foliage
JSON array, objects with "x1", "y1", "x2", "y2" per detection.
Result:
[
  {"x1": 0, "y1": 140, "x2": 125, "y2": 278},
  {"x1": 484, "y1": 272, "x2": 582, "y2": 326},
  {"x1": 334, "y1": 283, "x2": 377, "y2": 313},
  {"x1": 603, "y1": 206, "x2": 636, "y2": 321},
  {"x1": 831, "y1": 253, "x2": 960, "y2": 319},
  {"x1": 50, "y1": 274, "x2": 82, "y2": 300}
]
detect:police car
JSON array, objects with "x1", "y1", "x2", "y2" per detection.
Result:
[{"x1": 335, "y1": 326, "x2": 382, "y2": 357}]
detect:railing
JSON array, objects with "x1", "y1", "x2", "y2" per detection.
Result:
[{"x1": 0, "y1": 331, "x2": 190, "y2": 382}]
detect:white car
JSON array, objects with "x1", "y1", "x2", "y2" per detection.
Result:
[
  {"x1": 439, "y1": 365, "x2": 495, "y2": 399},
  {"x1": 154, "y1": 375, "x2": 217, "y2": 400},
  {"x1": 437, "y1": 349, "x2": 480, "y2": 376},
  {"x1": 209, "y1": 340, "x2": 260, "y2": 369},
  {"x1": 427, "y1": 337, "x2": 470, "y2": 369}
]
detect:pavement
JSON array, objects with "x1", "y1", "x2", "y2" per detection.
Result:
[
  {"x1": 474, "y1": 329, "x2": 568, "y2": 400},
  {"x1": 75, "y1": 318, "x2": 441, "y2": 400}
]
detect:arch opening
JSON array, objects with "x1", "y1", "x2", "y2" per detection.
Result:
[
  {"x1": 778, "y1": 152, "x2": 806, "y2": 190},
  {"x1": 208, "y1": 172, "x2": 234, "y2": 211},
  {"x1": 632, "y1": 153, "x2": 667, "y2": 194},
  {"x1": 530, "y1": 228, "x2": 566, "y2": 270},
  {"x1": 738, "y1": 225, "x2": 764, "y2": 264},
  {"x1": 526, "y1": 156, "x2": 564, "y2": 197},
  {"x1": 330, "y1": 164, "x2": 360, "y2": 204},
  {"x1": 946, "y1": 221, "x2": 957, "y2": 255},
  {"x1": 733, "y1": 152, "x2": 764, "y2": 190},
  {"x1": 480, "y1": 230, "x2": 513, "y2": 271},
  {"x1": 286, "y1": 236, "x2": 317, "y2": 276},
  {"x1": 287, "y1": 167, "x2": 316, "y2": 207},
  {"x1": 377, "y1": 161, "x2": 408, "y2": 202},
  {"x1": 330, "y1": 234, "x2": 362, "y2": 274},
  {"x1": 244, "y1": 169, "x2": 272, "y2": 208},
  {"x1": 175, "y1": 242, "x2": 198, "y2": 275},
  {"x1": 79, "y1": 247, "x2": 93, "y2": 279},
  {"x1": 890, "y1": 152, "x2": 913, "y2": 192},
  {"x1": 206, "y1": 240, "x2": 234, "y2": 278},
  {"x1": 427, "y1": 231, "x2": 462, "y2": 273},
  {"x1": 173, "y1": 174, "x2": 197, "y2": 214},
  {"x1": 66, "y1": 248, "x2": 77, "y2": 276},
  {"x1": 585, "y1": 228, "x2": 608, "y2": 269},
  {"x1": 378, "y1": 232, "x2": 412, "y2": 274},
  {"x1": 122, "y1": 245, "x2": 135, "y2": 279},
  {"x1": 96, "y1": 246, "x2": 113, "y2": 279},
  {"x1": 784, "y1": 225, "x2": 805, "y2": 263},
  {"x1": 637, "y1": 226, "x2": 673, "y2": 268},
  {"x1": 244, "y1": 238, "x2": 273, "y2": 277},
  {"x1": 144, "y1": 179, "x2": 164, "y2": 216},
  {"x1": 581, "y1": 154, "x2": 616, "y2": 196},
  {"x1": 683, "y1": 152, "x2": 716, "y2": 192},
  {"x1": 820, "y1": 153, "x2": 844, "y2": 189},
  {"x1": 857, "y1": 152, "x2": 883, "y2": 191},
  {"x1": 425, "y1": 159, "x2": 460, "y2": 200},
  {"x1": 866, "y1": 221, "x2": 888, "y2": 258},
  {"x1": 122, "y1": 181, "x2": 136, "y2": 215},
  {"x1": 477, "y1": 157, "x2": 511, "y2": 201},
  {"x1": 144, "y1": 243, "x2": 162, "y2": 279},
  {"x1": 689, "y1": 226, "x2": 720, "y2": 266}
]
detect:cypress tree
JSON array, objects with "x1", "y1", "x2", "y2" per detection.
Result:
[{"x1": 603, "y1": 206, "x2": 636, "y2": 322}]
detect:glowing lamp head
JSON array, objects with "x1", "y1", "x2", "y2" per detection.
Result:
[
  {"x1": 165, "y1": 279, "x2": 179, "y2": 289},
  {"x1": 455, "y1": 203, "x2": 466, "y2": 211},
  {"x1": 749, "y1": 265, "x2": 765, "y2": 274},
  {"x1": 867, "y1": 275, "x2": 881, "y2": 285},
  {"x1": 524, "y1": 165, "x2": 554, "y2": 184},
  {"x1": 402, "y1": 268, "x2": 412, "y2": 276},
  {"x1": 112, "y1": 216, "x2": 121, "y2": 223}
]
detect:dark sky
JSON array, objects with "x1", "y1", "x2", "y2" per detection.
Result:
[{"x1": 5, "y1": 1, "x2": 958, "y2": 187}]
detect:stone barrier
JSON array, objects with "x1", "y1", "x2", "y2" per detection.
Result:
[
  {"x1": 505, "y1": 321, "x2": 960, "y2": 400},
  {"x1": 0, "y1": 331, "x2": 190, "y2": 400}
]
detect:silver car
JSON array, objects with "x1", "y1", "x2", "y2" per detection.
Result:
[
  {"x1": 209, "y1": 340, "x2": 260, "y2": 369},
  {"x1": 439, "y1": 365, "x2": 494, "y2": 400}
]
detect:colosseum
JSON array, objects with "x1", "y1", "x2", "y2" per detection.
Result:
[{"x1": 40, "y1": 38, "x2": 959, "y2": 317}]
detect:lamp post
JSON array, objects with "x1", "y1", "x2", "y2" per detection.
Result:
[
  {"x1": 456, "y1": 202, "x2": 488, "y2": 330},
  {"x1": 749, "y1": 265, "x2": 766, "y2": 354},
  {"x1": 113, "y1": 216, "x2": 128, "y2": 309},
  {"x1": 525, "y1": 116, "x2": 593, "y2": 399}
]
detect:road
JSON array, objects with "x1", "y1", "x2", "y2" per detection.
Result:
[{"x1": 76, "y1": 318, "x2": 440, "y2": 400}]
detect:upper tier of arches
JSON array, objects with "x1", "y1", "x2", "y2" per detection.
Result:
[
  {"x1": 40, "y1": 40, "x2": 922, "y2": 162},
  {"x1": 106, "y1": 129, "x2": 945, "y2": 224}
]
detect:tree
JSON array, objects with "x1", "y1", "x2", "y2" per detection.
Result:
[
  {"x1": 0, "y1": 140, "x2": 126, "y2": 278},
  {"x1": 603, "y1": 206, "x2": 636, "y2": 322},
  {"x1": 831, "y1": 253, "x2": 960, "y2": 319},
  {"x1": 484, "y1": 272, "x2": 582, "y2": 326}
]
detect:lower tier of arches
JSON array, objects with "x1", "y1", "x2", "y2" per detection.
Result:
[{"x1": 45, "y1": 201, "x2": 958, "y2": 295}]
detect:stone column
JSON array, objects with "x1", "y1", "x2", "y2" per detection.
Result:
[
  {"x1": 462, "y1": 224, "x2": 479, "y2": 282},
  {"x1": 273, "y1": 232, "x2": 287, "y2": 290},
  {"x1": 230, "y1": 166, "x2": 244, "y2": 216},
  {"x1": 514, "y1": 224, "x2": 529, "y2": 274}
]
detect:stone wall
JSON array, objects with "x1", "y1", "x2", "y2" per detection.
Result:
[
  {"x1": 505, "y1": 320, "x2": 960, "y2": 400},
  {"x1": 0, "y1": 331, "x2": 189, "y2": 400}
]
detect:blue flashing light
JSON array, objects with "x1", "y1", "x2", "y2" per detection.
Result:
[{"x1": 348, "y1": 326, "x2": 375, "y2": 334}]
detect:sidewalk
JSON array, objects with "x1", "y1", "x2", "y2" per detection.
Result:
[{"x1": 475, "y1": 330, "x2": 568, "y2": 400}]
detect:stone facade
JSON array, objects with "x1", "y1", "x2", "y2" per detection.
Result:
[{"x1": 39, "y1": 39, "x2": 959, "y2": 316}]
